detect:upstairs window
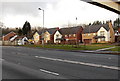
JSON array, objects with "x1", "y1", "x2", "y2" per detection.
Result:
[
  {"x1": 93, "y1": 33, "x2": 96, "y2": 35},
  {"x1": 100, "y1": 31, "x2": 105, "y2": 36},
  {"x1": 69, "y1": 34, "x2": 72, "y2": 37},
  {"x1": 65, "y1": 35, "x2": 68, "y2": 37},
  {"x1": 73, "y1": 34, "x2": 76, "y2": 37},
  {"x1": 88, "y1": 34, "x2": 90, "y2": 36},
  {"x1": 56, "y1": 34, "x2": 59, "y2": 38}
]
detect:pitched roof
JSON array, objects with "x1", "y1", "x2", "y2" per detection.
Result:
[
  {"x1": 11, "y1": 36, "x2": 27, "y2": 41},
  {"x1": 46, "y1": 28, "x2": 59, "y2": 35},
  {"x1": 3, "y1": 31, "x2": 16, "y2": 37},
  {"x1": 37, "y1": 31, "x2": 43, "y2": 35},
  {"x1": 15, "y1": 36, "x2": 26, "y2": 39},
  {"x1": 34, "y1": 29, "x2": 44, "y2": 35},
  {"x1": 83, "y1": 24, "x2": 110, "y2": 34},
  {"x1": 35, "y1": 28, "x2": 58, "y2": 35},
  {"x1": 59, "y1": 26, "x2": 82, "y2": 35}
]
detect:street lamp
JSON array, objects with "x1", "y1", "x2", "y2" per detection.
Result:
[{"x1": 38, "y1": 8, "x2": 44, "y2": 47}]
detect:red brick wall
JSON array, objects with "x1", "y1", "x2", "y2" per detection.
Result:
[
  {"x1": 3, "y1": 32, "x2": 16, "y2": 41},
  {"x1": 63, "y1": 27, "x2": 83, "y2": 44},
  {"x1": 50, "y1": 29, "x2": 59, "y2": 43},
  {"x1": 76, "y1": 27, "x2": 83, "y2": 43},
  {"x1": 49, "y1": 34, "x2": 54, "y2": 43},
  {"x1": 118, "y1": 27, "x2": 120, "y2": 33}
]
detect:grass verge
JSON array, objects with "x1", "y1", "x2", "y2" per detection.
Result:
[{"x1": 22, "y1": 44, "x2": 119, "y2": 51}]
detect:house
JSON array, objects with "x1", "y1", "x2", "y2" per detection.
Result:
[
  {"x1": 115, "y1": 27, "x2": 120, "y2": 42},
  {"x1": 33, "y1": 31, "x2": 43, "y2": 44},
  {"x1": 2, "y1": 31, "x2": 16, "y2": 41},
  {"x1": 43, "y1": 27, "x2": 59, "y2": 44},
  {"x1": 2, "y1": 31, "x2": 17, "y2": 45},
  {"x1": 10, "y1": 35, "x2": 18, "y2": 42},
  {"x1": 54, "y1": 30, "x2": 62, "y2": 44},
  {"x1": 59, "y1": 26, "x2": 83, "y2": 44},
  {"x1": 82, "y1": 21, "x2": 115, "y2": 44},
  {"x1": 14, "y1": 36, "x2": 28, "y2": 45}
]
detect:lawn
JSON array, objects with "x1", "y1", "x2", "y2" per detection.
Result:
[
  {"x1": 22, "y1": 43, "x2": 118, "y2": 51},
  {"x1": 106, "y1": 46, "x2": 120, "y2": 51}
]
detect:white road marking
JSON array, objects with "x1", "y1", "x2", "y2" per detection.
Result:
[
  {"x1": 108, "y1": 57, "x2": 111, "y2": 59},
  {"x1": 40, "y1": 69, "x2": 59, "y2": 76},
  {"x1": 35, "y1": 56, "x2": 120, "y2": 70},
  {"x1": 35, "y1": 56, "x2": 38, "y2": 58},
  {"x1": 0, "y1": 58, "x2": 4, "y2": 61}
]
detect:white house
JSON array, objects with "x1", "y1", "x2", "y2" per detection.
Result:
[
  {"x1": 15, "y1": 36, "x2": 28, "y2": 45},
  {"x1": 97, "y1": 27, "x2": 110, "y2": 42},
  {"x1": 54, "y1": 30, "x2": 62, "y2": 43},
  {"x1": 115, "y1": 30, "x2": 120, "y2": 36},
  {"x1": 82, "y1": 22, "x2": 115, "y2": 44},
  {"x1": 115, "y1": 30, "x2": 120, "y2": 42}
]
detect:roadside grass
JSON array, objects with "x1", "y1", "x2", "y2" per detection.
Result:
[
  {"x1": 106, "y1": 46, "x2": 120, "y2": 51},
  {"x1": 22, "y1": 44, "x2": 116, "y2": 51}
]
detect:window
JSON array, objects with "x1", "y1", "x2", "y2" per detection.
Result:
[
  {"x1": 93, "y1": 33, "x2": 96, "y2": 35},
  {"x1": 88, "y1": 34, "x2": 90, "y2": 36},
  {"x1": 69, "y1": 34, "x2": 72, "y2": 37},
  {"x1": 73, "y1": 34, "x2": 76, "y2": 37},
  {"x1": 100, "y1": 38, "x2": 105, "y2": 41},
  {"x1": 65, "y1": 35, "x2": 67, "y2": 37},
  {"x1": 56, "y1": 34, "x2": 59, "y2": 38},
  {"x1": 100, "y1": 31, "x2": 105, "y2": 36},
  {"x1": 35, "y1": 36, "x2": 39, "y2": 39},
  {"x1": 45, "y1": 34, "x2": 49, "y2": 38}
]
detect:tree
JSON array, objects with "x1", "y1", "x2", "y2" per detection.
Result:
[
  {"x1": 113, "y1": 18, "x2": 120, "y2": 29},
  {"x1": 92, "y1": 21, "x2": 102, "y2": 25},
  {"x1": 88, "y1": 23, "x2": 91, "y2": 26},
  {"x1": 102, "y1": 21, "x2": 105, "y2": 24},
  {"x1": 22, "y1": 21, "x2": 31, "y2": 36},
  {"x1": 18, "y1": 28, "x2": 22, "y2": 36}
]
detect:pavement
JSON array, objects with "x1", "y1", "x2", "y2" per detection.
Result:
[{"x1": 2, "y1": 46, "x2": 119, "y2": 79}]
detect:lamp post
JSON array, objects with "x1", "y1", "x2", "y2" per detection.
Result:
[{"x1": 38, "y1": 8, "x2": 44, "y2": 47}]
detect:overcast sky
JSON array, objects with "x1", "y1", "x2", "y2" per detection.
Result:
[{"x1": 0, "y1": 0, "x2": 119, "y2": 28}]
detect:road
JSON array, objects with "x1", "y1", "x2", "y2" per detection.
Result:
[{"x1": 2, "y1": 46, "x2": 119, "y2": 79}]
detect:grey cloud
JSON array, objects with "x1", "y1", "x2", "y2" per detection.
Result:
[
  {"x1": 2, "y1": 1, "x2": 58, "y2": 17},
  {"x1": 2, "y1": 2, "x2": 45, "y2": 17}
]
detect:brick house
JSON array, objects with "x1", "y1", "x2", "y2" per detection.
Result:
[
  {"x1": 2, "y1": 31, "x2": 16, "y2": 41},
  {"x1": 59, "y1": 26, "x2": 83, "y2": 44},
  {"x1": 82, "y1": 21, "x2": 115, "y2": 44}
]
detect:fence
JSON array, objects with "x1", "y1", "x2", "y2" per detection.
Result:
[{"x1": 2, "y1": 41, "x2": 18, "y2": 46}]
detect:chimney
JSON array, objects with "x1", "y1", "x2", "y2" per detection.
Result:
[
  {"x1": 108, "y1": 20, "x2": 115, "y2": 43},
  {"x1": 118, "y1": 27, "x2": 120, "y2": 33},
  {"x1": 56, "y1": 27, "x2": 59, "y2": 30}
]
